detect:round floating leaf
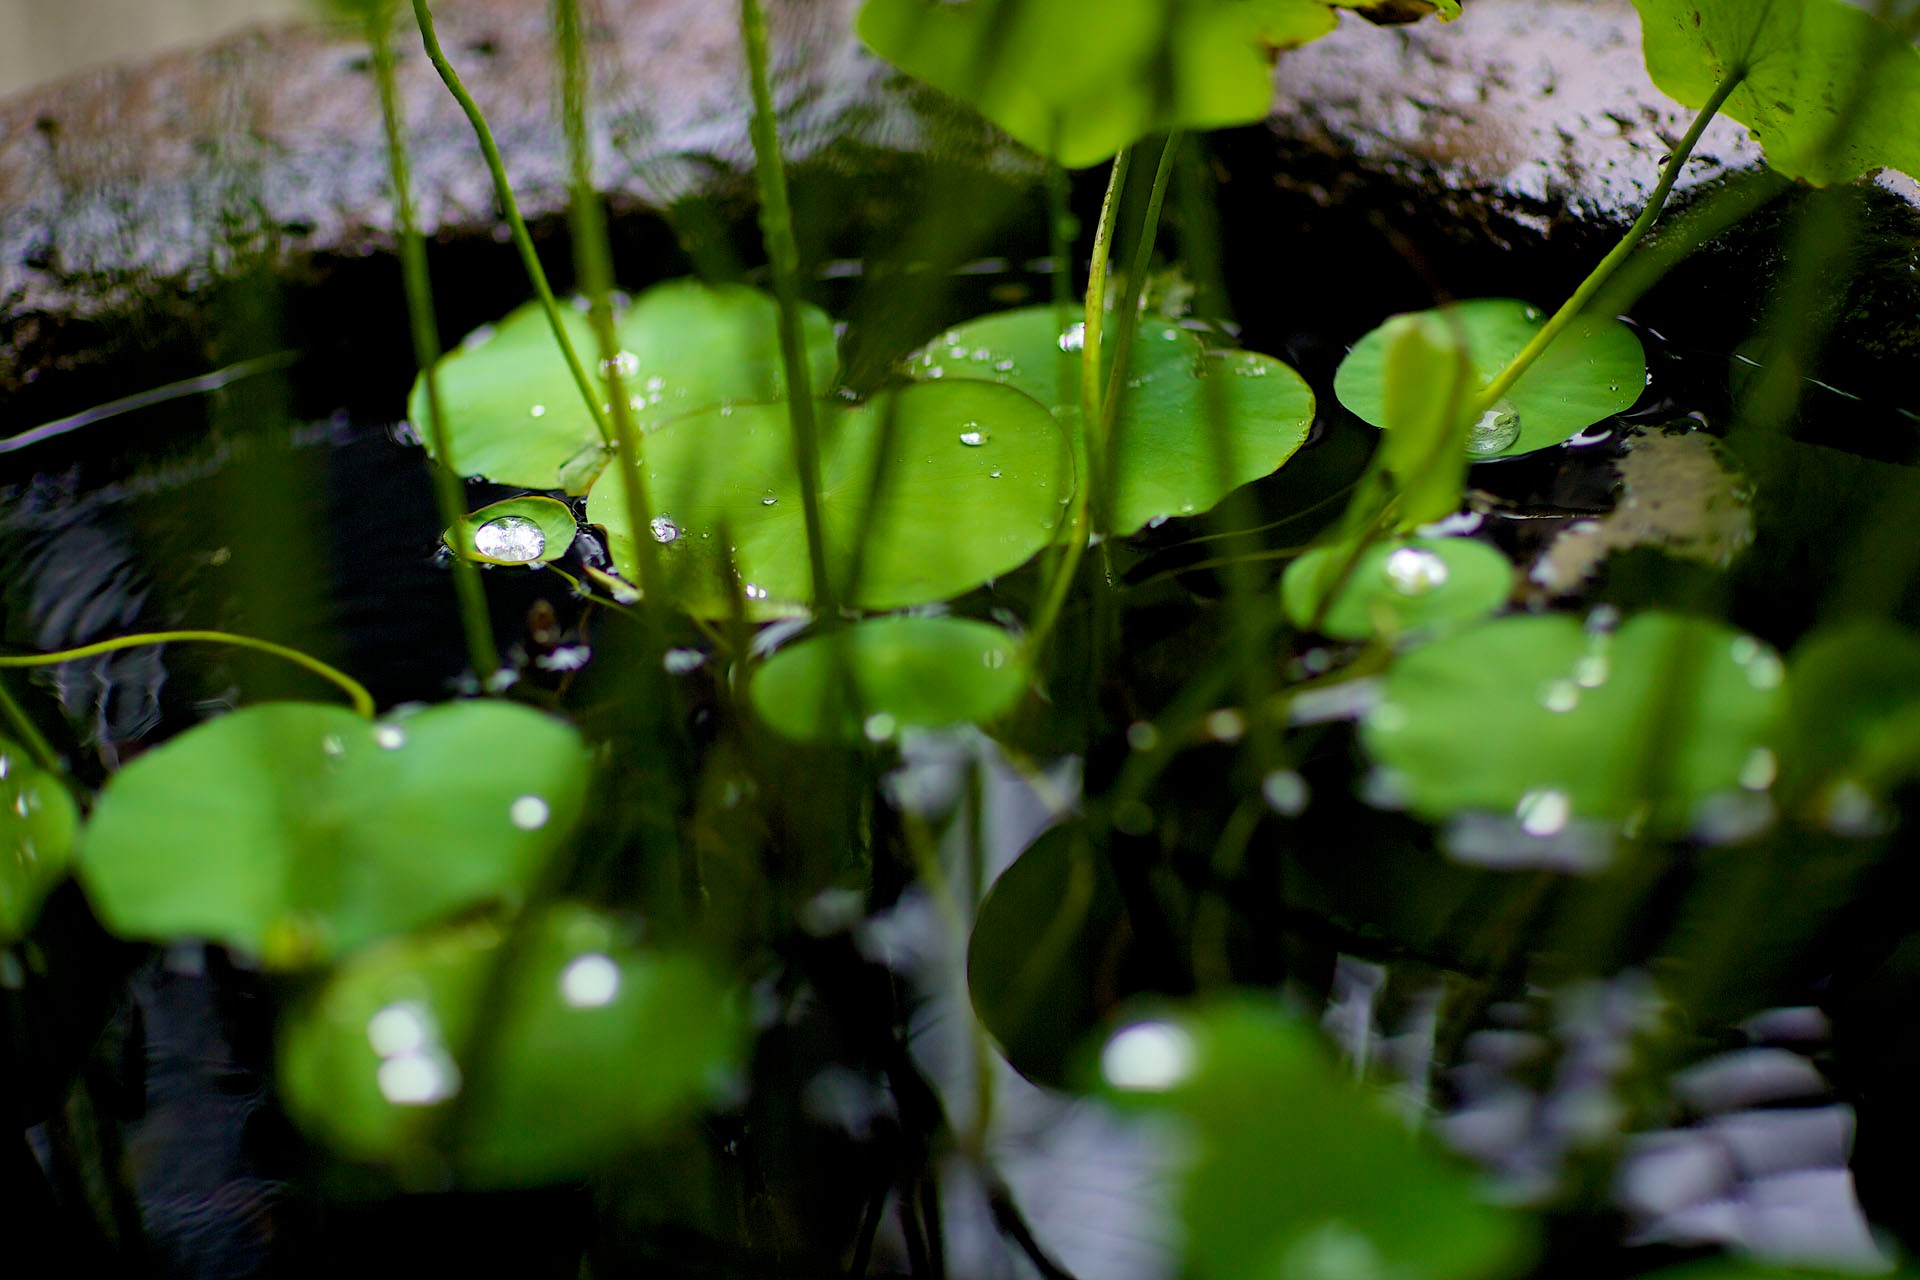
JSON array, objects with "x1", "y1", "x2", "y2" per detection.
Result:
[
  {"x1": 280, "y1": 904, "x2": 744, "y2": 1186},
  {"x1": 410, "y1": 279, "x2": 839, "y2": 491},
  {"x1": 969, "y1": 824, "x2": 1134, "y2": 1086},
  {"x1": 1782, "y1": 618, "x2": 1920, "y2": 801},
  {"x1": 1098, "y1": 1002, "x2": 1530, "y2": 1280},
  {"x1": 857, "y1": 0, "x2": 1456, "y2": 168},
  {"x1": 77, "y1": 702, "x2": 591, "y2": 966},
  {"x1": 587, "y1": 381, "x2": 1073, "y2": 616},
  {"x1": 1631, "y1": 0, "x2": 1920, "y2": 186},
  {"x1": 1, "y1": 742, "x2": 78, "y2": 943},
  {"x1": 1362, "y1": 612, "x2": 1783, "y2": 834},
  {"x1": 911, "y1": 306, "x2": 1314, "y2": 534},
  {"x1": 1282, "y1": 536, "x2": 1515, "y2": 641},
  {"x1": 749, "y1": 615, "x2": 1026, "y2": 743},
  {"x1": 447, "y1": 495, "x2": 578, "y2": 566},
  {"x1": 1335, "y1": 299, "x2": 1645, "y2": 458}
]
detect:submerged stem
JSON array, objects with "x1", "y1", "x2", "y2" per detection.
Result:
[
  {"x1": 407, "y1": 0, "x2": 612, "y2": 448},
  {"x1": 1475, "y1": 66, "x2": 1744, "y2": 414},
  {"x1": 0, "y1": 633, "x2": 376, "y2": 719},
  {"x1": 740, "y1": 0, "x2": 835, "y2": 615},
  {"x1": 369, "y1": 6, "x2": 499, "y2": 683}
]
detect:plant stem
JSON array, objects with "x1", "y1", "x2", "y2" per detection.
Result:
[
  {"x1": 1100, "y1": 131, "x2": 1181, "y2": 446},
  {"x1": 0, "y1": 679, "x2": 63, "y2": 775},
  {"x1": 369, "y1": 5, "x2": 500, "y2": 683},
  {"x1": 1080, "y1": 146, "x2": 1131, "y2": 533},
  {"x1": 1474, "y1": 65, "x2": 1745, "y2": 414},
  {"x1": 408, "y1": 0, "x2": 613, "y2": 448},
  {"x1": 552, "y1": 0, "x2": 664, "y2": 611},
  {"x1": 1023, "y1": 148, "x2": 1132, "y2": 658},
  {"x1": 739, "y1": 0, "x2": 835, "y2": 615},
  {"x1": 0, "y1": 633, "x2": 376, "y2": 718}
]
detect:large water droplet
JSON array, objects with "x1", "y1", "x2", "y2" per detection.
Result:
[
  {"x1": 1058, "y1": 322, "x2": 1086, "y2": 352},
  {"x1": 373, "y1": 724, "x2": 407, "y2": 750},
  {"x1": 649, "y1": 515, "x2": 681, "y2": 545},
  {"x1": 1467, "y1": 400, "x2": 1521, "y2": 455},
  {"x1": 959, "y1": 426, "x2": 990, "y2": 447},
  {"x1": 473, "y1": 515, "x2": 547, "y2": 563},
  {"x1": 529, "y1": 403, "x2": 547, "y2": 418},
  {"x1": 760, "y1": 491, "x2": 778, "y2": 507},
  {"x1": 1382, "y1": 545, "x2": 1449, "y2": 596}
]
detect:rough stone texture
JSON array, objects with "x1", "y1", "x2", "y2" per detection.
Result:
[
  {"x1": 0, "y1": 0, "x2": 1028, "y2": 397},
  {"x1": 1, "y1": 0, "x2": 1916, "y2": 412}
]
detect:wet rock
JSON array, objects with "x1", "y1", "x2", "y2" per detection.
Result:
[{"x1": 0, "y1": 0, "x2": 1030, "y2": 396}]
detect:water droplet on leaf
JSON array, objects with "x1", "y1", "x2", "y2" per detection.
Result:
[
  {"x1": 649, "y1": 515, "x2": 681, "y2": 544},
  {"x1": 1467, "y1": 400, "x2": 1521, "y2": 456},
  {"x1": 1381, "y1": 546, "x2": 1450, "y2": 595},
  {"x1": 473, "y1": 515, "x2": 547, "y2": 563},
  {"x1": 959, "y1": 427, "x2": 989, "y2": 447},
  {"x1": 509, "y1": 795, "x2": 550, "y2": 830}
]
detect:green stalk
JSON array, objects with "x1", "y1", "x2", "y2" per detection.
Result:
[
  {"x1": 552, "y1": 0, "x2": 663, "y2": 609},
  {"x1": 1080, "y1": 146, "x2": 1131, "y2": 532},
  {"x1": 408, "y1": 0, "x2": 612, "y2": 448},
  {"x1": 369, "y1": 5, "x2": 499, "y2": 682},
  {"x1": 1475, "y1": 66, "x2": 1745, "y2": 414},
  {"x1": 739, "y1": 0, "x2": 835, "y2": 615},
  {"x1": 1, "y1": 633, "x2": 375, "y2": 718},
  {"x1": 0, "y1": 679, "x2": 62, "y2": 775},
  {"x1": 1099, "y1": 132, "x2": 1181, "y2": 447},
  {"x1": 1024, "y1": 149, "x2": 1132, "y2": 657}
]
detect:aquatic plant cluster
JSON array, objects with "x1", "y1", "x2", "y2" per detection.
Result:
[{"x1": 5, "y1": 0, "x2": 1920, "y2": 1274}]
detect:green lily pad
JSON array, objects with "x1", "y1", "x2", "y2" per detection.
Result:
[
  {"x1": 279, "y1": 903, "x2": 744, "y2": 1186},
  {"x1": 1782, "y1": 618, "x2": 1920, "y2": 800},
  {"x1": 446, "y1": 496, "x2": 578, "y2": 566},
  {"x1": 1281, "y1": 536, "x2": 1515, "y2": 641},
  {"x1": 586, "y1": 381, "x2": 1073, "y2": 616},
  {"x1": 1098, "y1": 1001, "x2": 1530, "y2": 1280},
  {"x1": 410, "y1": 279, "x2": 839, "y2": 491},
  {"x1": 969, "y1": 823, "x2": 1131, "y2": 1087},
  {"x1": 1362, "y1": 611, "x2": 1783, "y2": 834},
  {"x1": 857, "y1": 0, "x2": 1456, "y2": 168},
  {"x1": 77, "y1": 701, "x2": 591, "y2": 966},
  {"x1": 749, "y1": 615, "x2": 1027, "y2": 743},
  {"x1": 1, "y1": 742, "x2": 79, "y2": 944},
  {"x1": 1631, "y1": 0, "x2": 1920, "y2": 186},
  {"x1": 1335, "y1": 299, "x2": 1646, "y2": 458},
  {"x1": 910, "y1": 306, "x2": 1314, "y2": 534}
]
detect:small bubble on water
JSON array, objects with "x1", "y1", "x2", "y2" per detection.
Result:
[
  {"x1": 1205, "y1": 708, "x2": 1246, "y2": 742},
  {"x1": 649, "y1": 515, "x2": 681, "y2": 544},
  {"x1": 1382, "y1": 546, "x2": 1449, "y2": 596},
  {"x1": 1467, "y1": 400, "x2": 1521, "y2": 455},
  {"x1": 473, "y1": 515, "x2": 547, "y2": 563},
  {"x1": 1262, "y1": 769, "x2": 1310, "y2": 816},
  {"x1": 959, "y1": 427, "x2": 989, "y2": 447}
]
